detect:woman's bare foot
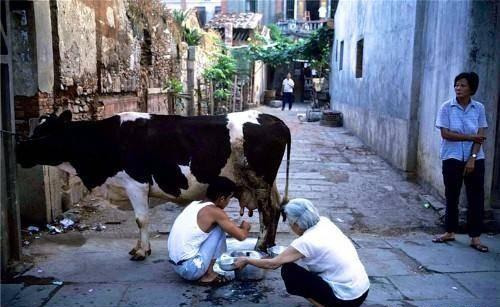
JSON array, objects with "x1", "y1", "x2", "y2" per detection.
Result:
[
  {"x1": 432, "y1": 232, "x2": 455, "y2": 243},
  {"x1": 470, "y1": 237, "x2": 488, "y2": 253}
]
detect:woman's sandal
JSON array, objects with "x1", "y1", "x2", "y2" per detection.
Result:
[
  {"x1": 196, "y1": 274, "x2": 231, "y2": 287},
  {"x1": 432, "y1": 236, "x2": 455, "y2": 243},
  {"x1": 470, "y1": 243, "x2": 489, "y2": 253}
]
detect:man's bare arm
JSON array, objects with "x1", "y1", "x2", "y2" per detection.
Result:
[{"x1": 211, "y1": 207, "x2": 250, "y2": 241}]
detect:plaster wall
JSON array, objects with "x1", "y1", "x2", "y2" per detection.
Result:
[
  {"x1": 416, "y1": 1, "x2": 473, "y2": 197},
  {"x1": 33, "y1": 1, "x2": 54, "y2": 93},
  {"x1": 56, "y1": 0, "x2": 98, "y2": 89},
  {"x1": 330, "y1": 0, "x2": 419, "y2": 170},
  {"x1": 417, "y1": 1, "x2": 499, "y2": 206},
  {"x1": 331, "y1": 0, "x2": 499, "y2": 209},
  {"x1": 11, "y1": 3, "x2": 37, "y2": 96}
]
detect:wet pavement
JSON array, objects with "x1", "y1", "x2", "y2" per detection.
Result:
[{"x1": 2, "y1": 104, "x2": 499, "y2": 306}]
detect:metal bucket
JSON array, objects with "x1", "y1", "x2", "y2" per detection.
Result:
[
  {"x1": 306, "y1": 109, "x2": 322, "y2": 122},
  {"x1": 231, "y1": 250, "x2": 267, "y2": 281}
]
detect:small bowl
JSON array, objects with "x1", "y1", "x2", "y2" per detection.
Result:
[
  {"x1": 216, "y1": 254, "x2": 236, "y2": 271},
  {"x1": 267, "y1": 245, "x2": 287, "y2": 257}
]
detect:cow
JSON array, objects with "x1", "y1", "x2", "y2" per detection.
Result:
[{"x1": 17, "y1": 109, "x2": 291, "y2": 260}]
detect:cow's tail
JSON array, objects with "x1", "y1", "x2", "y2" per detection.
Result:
[{"x1": 280, "y1": 128, "x2": 291, "y2": 221}]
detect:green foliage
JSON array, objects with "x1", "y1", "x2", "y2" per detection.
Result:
[
  {"x1": 203, "y1": 51, "x2": 236, "y2": 106},
  {"x1": 202, "y1": 52, "x2": 236, "y2": 87},
  {"x1": 184, "y1": 28, "x2": 202, "y2": 46},
  {"x1": 163, "y1": 78, "x2": 183, "y2": 94},
  {"x1": 172, "y1": 9, "x2": 188, "y2": 27},
  {"x1": 246, "y1": 25, "x2": 334, "y2": 75},
  {"x1": 214, "y1": 88, "x2": 231, "y2": 101}
]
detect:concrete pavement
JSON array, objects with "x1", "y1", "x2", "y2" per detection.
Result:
[{"x1": 2, "y1": 104, "x2": 499, "y2": 306}]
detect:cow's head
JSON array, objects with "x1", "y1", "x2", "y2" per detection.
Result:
[{"x1": 17, "y1": 110, "x2": 72, "y2": 168}]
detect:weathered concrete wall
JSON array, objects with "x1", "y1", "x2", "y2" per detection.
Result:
[
  {"x1": 56, "y1": 0, "x2": 98, "y2": 91},
  {"x1": 253, "y1": 60, "x2": 266, "y2": 105},
  {"x1": 331, "y1": 0, "x2": 499, "y2": 209},
  {"x1": 330, "y1": 0, "x2": 419, "y2": 170},
  {"x1": 11, "y1": 2, "x2": 37, "y2": 97},
  {"x1": 33, "y1": 1, "x2": 54, "y2": 93},
  {"x1": 416, "y1": 0, "x2": 499, "y2": 207}
]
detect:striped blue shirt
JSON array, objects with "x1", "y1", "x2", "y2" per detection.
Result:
[{"x1": 435, "y1": 98, "x2": 488, "y2": 161}]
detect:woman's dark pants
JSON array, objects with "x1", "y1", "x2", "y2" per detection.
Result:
[
  {"x1": 282, "y1": 92, "x2": 294, "y2": 110},
  {"x1": 442, "y1": 159, "x2": 485, "y2": 237},
  {"x1": 281, "y1": 263, "x2": 368, "y2": 307}
]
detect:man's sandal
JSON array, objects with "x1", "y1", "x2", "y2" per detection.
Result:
[
  {"x1": 196, "y1": 274, "x2": 231, "y2": 287},
  {"x1": 432, "y1": 236, "x2": 455, "y2": 243},
  {"x1": 470, "y1": 243, "x2": 489, "y2": 253}
]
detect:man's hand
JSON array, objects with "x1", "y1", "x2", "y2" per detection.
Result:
[
  {"x1": 464, "y1": 158, "x2": 475, "y2": 175},
  {"x1": 234, "y1": 256, "x2": 248, "y2": 270},
  {"x1": 469, "y1": 134, "x2": 486, "y2": 144},
  {"x1": 240, "y1": 221, "x2": 251, "y2": 232}
]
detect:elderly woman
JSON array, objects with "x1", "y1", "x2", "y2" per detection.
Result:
[
  {"x1": 234, "y1": 198, "x2": 370, "y2": 307},
  {"x1": 433, "y1": 71, "x2": 489, "y2": 252}
]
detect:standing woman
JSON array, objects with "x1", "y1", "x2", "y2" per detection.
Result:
[
  {"x1": 234, "y1": 198, "x2": 370, "y2": 307},
  {"x1": 433, "y1": 72, "x2": 489, "y2": 252}
]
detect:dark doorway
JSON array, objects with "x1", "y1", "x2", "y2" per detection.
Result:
[
  {"x1": 286, "y1": 0, "x2": 294, "y2": 19},
  {"x1": 306, "y1": 0, "x2": 320, "y2": 21}
]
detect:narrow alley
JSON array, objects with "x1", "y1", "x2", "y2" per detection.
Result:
[{"x1": 3, "y1": 104, "x2": 499, "y2": 307}]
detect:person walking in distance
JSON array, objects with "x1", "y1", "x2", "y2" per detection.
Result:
[{"x1": 282, "y1": 73, "x2": 295, "y2": 111}]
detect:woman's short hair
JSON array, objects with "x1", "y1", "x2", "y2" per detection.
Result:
[
  {"x1": 454, "y1": 72, "x2": 479, "y2": 95},
  {"x1": 284, "y1": 198, "x2": 320, "y2": 231}
]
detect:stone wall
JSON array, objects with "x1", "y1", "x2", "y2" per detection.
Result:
[{"x1": 13, "y1": 0, "x2": 183, "y2": 223}]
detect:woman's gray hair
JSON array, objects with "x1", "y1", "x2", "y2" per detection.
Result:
[{"x1": 284, "y1": 198, "x2": 320, "y2": 231}]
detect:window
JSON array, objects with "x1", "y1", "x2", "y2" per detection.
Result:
[
  {"x1": 286, "y1": 0, "x2": 294, "y2": 19},
  {"x1": 355, "y1": 39, "x2": 363, "y2": 78},
  {"x1": 247, "y1": 0, "x2": 257, "y2": 13},
  {"x1": 334, "y1": 40, "x2": 338, "y2": 62},
  {"x1": 339, "y1": 41, "x2": 344, "y2": 70}
]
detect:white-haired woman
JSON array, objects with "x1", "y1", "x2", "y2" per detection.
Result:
[{"x1": 234, "y1": 198, "x2": 369, "y2": 307}]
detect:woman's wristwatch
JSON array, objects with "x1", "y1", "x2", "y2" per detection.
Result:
[{"x1": 471, "y1": 153, "x2": 477, "y2": 159}]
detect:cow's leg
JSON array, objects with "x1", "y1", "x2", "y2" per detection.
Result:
[
  {"x1": 124, "y1": 180, "x2": 151, "y2": 261},
  {"x1": 256, "y1": 183, "x2": 281, "y2": 251}
]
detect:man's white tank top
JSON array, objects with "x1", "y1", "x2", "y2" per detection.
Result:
[{"x1": 168, "y1": 201, "x2": 214, "y2": 263}]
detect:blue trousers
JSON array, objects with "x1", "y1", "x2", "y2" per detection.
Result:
[{"x1": 171, "y1": 226, "x2": 227, "y2": 281}]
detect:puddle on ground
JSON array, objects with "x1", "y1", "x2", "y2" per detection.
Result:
[{"x1": 201, "y1": 281, "x2": 273, "y2": 305}]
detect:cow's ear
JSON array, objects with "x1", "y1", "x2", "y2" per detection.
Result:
[{"x1": 59, "y1": 110, "x2": 72, "y2": 123}]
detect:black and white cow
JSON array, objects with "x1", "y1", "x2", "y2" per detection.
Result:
[{"x1": 17, "y1": 109, "x2": 290, "y2": 260}]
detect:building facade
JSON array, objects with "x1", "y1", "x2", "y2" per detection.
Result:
[{"x1": 330, "y1": 0, "x2": 499, "y2": 213}]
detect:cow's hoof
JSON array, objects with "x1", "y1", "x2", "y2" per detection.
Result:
[
  {"x1": 146, "y1": 249, "x2": 152, "y2": 256},
  {"x1": 130, "y1": 249, "x2": 147, "y2": 261},
  {"x1": 129, "y1": 247, "x2": 138, "y2": 255}
]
